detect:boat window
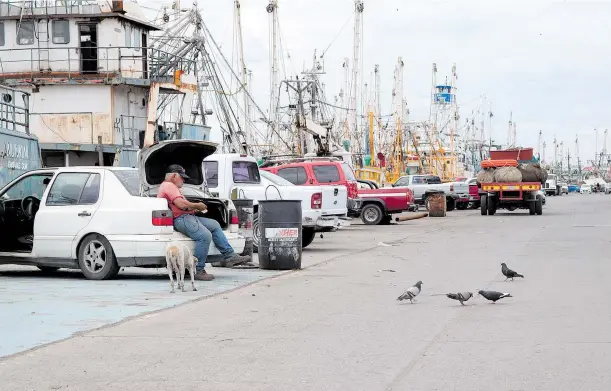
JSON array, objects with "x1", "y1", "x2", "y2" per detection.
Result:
[
  {"x1": 17, "y1": 21, "x2": 34, "y2": 45},
  {"x1": 133, "y1": 28, "x2": 140, "y2": 51},
  {"x1": 125, "y1": 25, "x2": 132, "y2": 47},
  {"x1": 52, "y1": 20, "x2": 70, "y2": 44},
  {"x1": 312, "y1": 165, "x2": 341, "y2": 183},
  {"x1": 202, "y1": 161, "x2": 219, "y2": 187},
  {"x1": 277, "y1": 167, "x2": 307, "y2": 185},
  {"x1": 0, "y1": 22, "x2": 5, "y2": 46}
]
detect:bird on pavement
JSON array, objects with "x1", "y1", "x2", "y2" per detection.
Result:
[
  {"x1": 446, "y1": 292, "x2": 473, "y2": 306},
  {"x1": 397, "y1": 281, "x2": 423, "y2": 303},
  {"x1": 478, "y1": 290, "x2": 512, "y2": 303},
  {"x1": 501, "y1": 262, "x2": 524, "y2": 281}
]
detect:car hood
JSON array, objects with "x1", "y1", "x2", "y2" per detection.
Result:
[{"x1": 138, "y1": 140, "x2": 218, "y2": 194}]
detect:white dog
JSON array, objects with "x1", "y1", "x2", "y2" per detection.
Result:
[{"x1": 165, "y1": 242, "x2": 198, "y2": 293}]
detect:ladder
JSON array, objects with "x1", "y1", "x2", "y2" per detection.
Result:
[{"x1": 37, "y1": 20, "x2": 50, "y2": 72}]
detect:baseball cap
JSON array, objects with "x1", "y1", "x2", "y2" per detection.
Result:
[{"x1": 167, "y1": 164, "x2": 190, "y2": 179}]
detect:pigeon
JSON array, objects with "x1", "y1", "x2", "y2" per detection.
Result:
[
  {"x1": 397, "y1": 281, "x2": 423, "y2": 303},
  {"x1": 501, "y1": 262, "x2": 524, "y2": 281},
  {"x1": 478, "y1": 290, "x2": 512, "y2": 303},
  {"x1": 446, "y1": 292, "x2": 473, "y2": 306}
]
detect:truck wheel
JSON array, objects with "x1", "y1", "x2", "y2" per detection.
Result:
[
  {"x1": 424, "y1": 197, "x2": 431, "y2": 211},
  {"x1": 77, "y1": 234, "x2": 120, "y2": 280},
  {"x1": 360, "y1": 204, "x2": 384, "y2": 225},
  {"x1": 302, "y1": 227, "x2": 316, "y2": 248},
  {"x1": 480, "y1": 195, "x2": 488, "y2": 215},
  {"x1": 529, "y1": 201, "x2": 536, "y2": 215},
  {"x1": 487, "y1": 196, "x2": 496, "y2": 215},
  {"x1": 446, "y1": 198, "x2": 456, "y2": 212},
  {"x1": 535, "y1": 197, "x2": 543, "y2": 215},
  {"x1": 456, "y1": 202, "x2": 468, "y2": 210}
]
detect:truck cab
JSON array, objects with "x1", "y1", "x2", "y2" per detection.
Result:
[{"x1": 544, "y1": 174, "x2": 559, "y2": 196}]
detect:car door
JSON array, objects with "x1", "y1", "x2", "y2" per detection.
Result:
[{"x1": 34, "y1": 171, "x2": 103, "y2": 259}]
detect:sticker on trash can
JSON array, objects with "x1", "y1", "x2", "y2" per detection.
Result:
[{"x1": 265, "y1": 228, "x2": 299, "y2": 241}]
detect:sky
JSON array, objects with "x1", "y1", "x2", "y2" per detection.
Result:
[{"x1": 141, "y1": 0, "x2": 611, "y2": 165}]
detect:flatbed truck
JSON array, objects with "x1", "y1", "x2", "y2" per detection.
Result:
[{"x1": 480, "y1": 182, "x2": 543, "y2": 216}]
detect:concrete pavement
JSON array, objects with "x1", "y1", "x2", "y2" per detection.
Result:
[{"x1": 1, "y1": 194, "x2": 610, "y2": 390}]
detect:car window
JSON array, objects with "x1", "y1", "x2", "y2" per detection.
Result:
[
  {"x1": 312, "y1": 165, "x2": 341, "y2": 183},
  {"x1": 277, "y1": 167, "x2": 307, "y2": 185},
  {"x1": 426, "y1": 176, "x2": 442, "y2": 184},
  {"x1": 1, "y1": 173, "x2": 52, "y2": 201},
  {"x1": 46, "y1": 172, "x2": 101, "y2": 206},
  {"x1": 203, "y1": 161, "x2": 219, "y2": 187},
  {"x1": 232, "y1": 161, "x2": 260, "y2": 183},
  {"x1": 411, "y1": 176, "x2": 427, "y2": 184},
  {"x1": 110, "y1": 169, "x2": 140, "y2": 196},
  {"x1": 340, "y1": 163, "x2": 356, "y2": 181},
  {"x1": 260, "y1": 170, "x2": 295, "y2": 186}
]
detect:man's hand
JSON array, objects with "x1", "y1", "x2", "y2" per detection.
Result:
[{"x1": 192, "y1": 202, "x2": 207, "y2": 212}]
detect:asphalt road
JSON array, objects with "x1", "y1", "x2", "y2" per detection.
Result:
[{"x1": 1, "y1": 193, "x2": 610, "y2": 391}]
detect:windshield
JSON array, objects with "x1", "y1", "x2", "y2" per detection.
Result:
[
  {"x1": 340, "y1": 163, "x2": 356, "y2": 181},
  {"x1": 260, "y1": 170, "x2": 294, "y2": 186}
]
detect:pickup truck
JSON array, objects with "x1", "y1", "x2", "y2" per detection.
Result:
[
  {"x1": 357, "y1": 179, "x2": 416, "y2": 224},
  {"x1": 203, "y1": 153, "x2": 350, "y2": 250},
  {"x1": 392, "y1": 174, "x2": 470, "y2": 211},
  {"x1": 0, "y1": 140, "x2": 246, "y2": 280}
]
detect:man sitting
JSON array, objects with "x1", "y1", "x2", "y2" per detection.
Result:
[{"x1": 158, "y1": 165, "x2": 251, "y2": 281}]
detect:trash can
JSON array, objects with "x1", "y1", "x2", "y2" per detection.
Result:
[
  {"x1": 233, "y1": 199, "x2": 254, "y2": 257},
  {"x1": 258, "y1": 200, "x2": 302, "y2": 270},
  {"x1": 426, "y1": 190, "x2": 446, "y2": 217}
]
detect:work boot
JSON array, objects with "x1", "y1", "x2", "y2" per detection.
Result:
[
  {"x1": 225, "y1": 254, "x2": 252, "y2": 267},
  {"x1": 194, "y1": 270, "x2": 215, "y2": 281}
]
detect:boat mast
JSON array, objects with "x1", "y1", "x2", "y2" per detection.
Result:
[
  {"x1": 348, "y1": 0, "x2": 364, "y2": 153},
  {"x1": 267, "y1": 0, "x2": 279, "y2": 150},
  {"x1": 235, "y1": 1, "x2": 251, "y2": 149}
]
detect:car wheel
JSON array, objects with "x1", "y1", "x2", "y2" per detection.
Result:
[
  {"x1": 302, "y1": 227, "x2": 316, "y2": 248},
  {"x1": 360, "y1": 204, "x2": 384, "y2": 225},
  {"x1": 77, "y1": 234, "x2": 120, "y2": 280},
  {"x1": 37, "y1": 266, "x2": 60, "y2": 273},
  {"x1": 252, "y1": 213, "x2": 260, "y2": 253}
]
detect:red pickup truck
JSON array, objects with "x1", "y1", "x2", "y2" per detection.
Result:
[{"x1": 357, "y1": 179, "x2": 416, "y2": 225}]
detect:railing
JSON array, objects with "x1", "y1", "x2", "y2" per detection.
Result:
[
  {"x1": 117, "y1": 115, "x2": 146, "y2": 148},
  {"x1": 0, "y1": 1, "x2": 103, "y2": 18},
  {"x1": 0, "y1": 84, "x2": 30, "y2": 134},
  {"x1": 0, "y1": 46, "x2": 195, "y2": 81}
]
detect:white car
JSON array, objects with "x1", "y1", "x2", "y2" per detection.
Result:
[
  {"x1": 0, "y1": 140, "x2": 245, "y2": 280},
  {"x1": 580, "y1": 184, "x2": 592, "y2": 194}
]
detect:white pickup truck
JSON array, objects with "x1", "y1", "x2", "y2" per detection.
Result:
[
  {"x1": 0, "y1": 140, "x2": 246, "y2": 280},
  {"x1": 392, "y1": 174, "x2": 470, "y2": 211},
  {"x1": 203, "y1": 153, "x2": 350, "y2": 250}
]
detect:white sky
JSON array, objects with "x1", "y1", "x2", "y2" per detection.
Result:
[{"x1": 142, "y1": 0, "x2": 611, "y2": 164}]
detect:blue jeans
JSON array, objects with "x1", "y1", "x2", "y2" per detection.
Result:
[{"x1": 173, "y1": 214, "x2": 237, "y2": 271}]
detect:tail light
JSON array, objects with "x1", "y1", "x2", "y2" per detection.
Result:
[
  {"x1": 347, "y1": 181, "x2": 359, "y2": 199},
  {"x1": 311, "y1": 192, "x2": 322, "y2": 209},
  {"x1": 152, "y1": 210, "x2": 173, "y2": 226},
  {"x1": 230, "y1": 209, "x2": 239, "y2": 233}
]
